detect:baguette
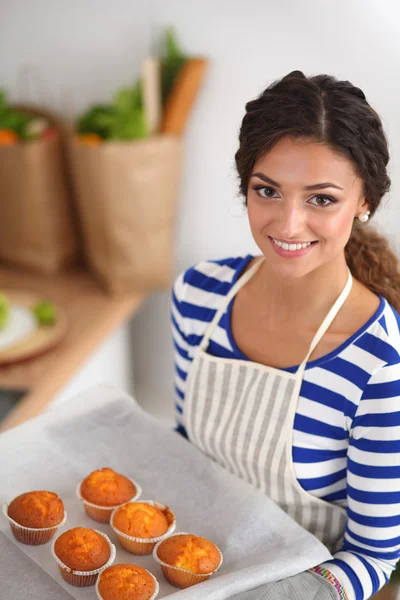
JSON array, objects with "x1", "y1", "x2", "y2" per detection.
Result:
[
  {"x1": 142, "y1": 57, "x2": 162, "y2": 135},
  {"x1": 161, "y1": 58, "x2": 208, "y2": 135}
]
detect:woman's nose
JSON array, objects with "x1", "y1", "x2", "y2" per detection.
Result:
[{"x1": 277, "y1": 203, "x2": 304, "y2": 238}]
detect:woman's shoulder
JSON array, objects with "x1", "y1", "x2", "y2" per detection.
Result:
[
  {"x1": 372, "y1": 297, "x2": 400, "y2": 359},
  {"x1": 349, "y1": 294, "x2": 400, "y2": 373},
  {"x1": 172, "y1": 254, "x2": 254, "y2": 303}
]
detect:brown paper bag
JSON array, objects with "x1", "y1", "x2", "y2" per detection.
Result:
[
  {"x1": 68, "y1": 134, "x2": 181, "y2": 294},
  {"x1": 0, "y1": 105, "x2": 78, "y2": 273}
]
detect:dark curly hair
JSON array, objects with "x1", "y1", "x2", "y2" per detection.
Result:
[{"x1": 235, "y1": 70, "x2": 400, "y2": 310}]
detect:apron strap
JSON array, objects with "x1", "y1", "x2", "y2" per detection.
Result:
[
  {"x1": 298, "y1": 267, "x2": 353, "y2": 372},
  {"x1": 199, "y1": 257, "x2": 264, "y2": 351}
]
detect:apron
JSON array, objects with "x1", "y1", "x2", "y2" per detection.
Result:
[{"x1": 183, "y1": 257, "x2": 352, "y2": 553}]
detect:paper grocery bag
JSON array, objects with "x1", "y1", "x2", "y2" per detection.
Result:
[
  {"x1": 0, "y1": 106, "x2": 78, "y2": 273},
  {"x1": 68, "y1": 134, "x2": 182, "y2": 294}
]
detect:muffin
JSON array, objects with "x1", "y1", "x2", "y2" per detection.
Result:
[
  {"x1": 78, "y1": 467, "x2": 141, "y2": 523},
  {"x1": 4, "y1": 490, "x2": 66, "y2": 545},
  {"x1": 111, "y1": 501, "x2": 176, "y2": 555},
  {"x1": 153, "y1": 533, "x2": 223, "y2": 588},
  {"x1": 96, "y1": 564, "x2": 159, "y2": 600},
  {"x1": 52, "y1": 527, "x2": 116, "y2": 587}
]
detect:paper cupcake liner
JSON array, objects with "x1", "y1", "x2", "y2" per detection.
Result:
[
  {"x1": 110, "y1": 500, "x2": 176, "y2": 555},
  {"x1": 160, "y1": 565, "x2": 210, "y2": 589},
  {"x1": 95, "y1": 565, "x2": 160, "y2": 600},
  {"x1": 153, "y1": 532, "x2": 223, "y2": 589},
  {"x1": 51, "y1": 529, "x2": 116, "y2": 587},
  {"x1": 76, "y1": 478, "x2": 142, "y2": 524},
  {"x1": 2, "y1": 503, "x2": 67, "y2": 545}
]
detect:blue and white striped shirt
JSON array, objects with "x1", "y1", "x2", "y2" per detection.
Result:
[{"x1": 171, "y1": 254, "x2": 400, "y2": 600}]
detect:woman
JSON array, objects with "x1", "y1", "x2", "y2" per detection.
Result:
[{"x1": 171, "y1": 71, "x2": 400, "y2": 600}]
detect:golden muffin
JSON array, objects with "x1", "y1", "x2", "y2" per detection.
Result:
[
  {"x1": 97, "y1": 564, "x2": 158, "y2": 600},
  {"x1": 79, "y1": 468, "x2": 139, "y2": 523},
  {"x1": 113, "y1": 502, "x2": 169, "y2": 539},
  {"x1": 5, "y1": 490, "x2": 65, "y2": 545},
  {"x1": 80, "y1": 468, "x2": 136, "y2": 507},
  {"x1": 111, "y1": 501, "x2": 175, "y2": 555},
  {"x1": 154, "y1": 533, "x2": 222, "y2": 589},
  {"x1": 54, "y1": 527, "x2": 111, "y2": 572},
  {"x1": 53, "y1": 527, "x2": 115, "y2": 587},
  {"x1": 8, "y1": 490, "x2": 64, "y2": 528}
]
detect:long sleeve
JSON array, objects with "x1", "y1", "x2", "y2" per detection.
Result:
[
  {"x1": 319, "y1": 362, "x2": 400, "y2": 599},
  {"x1": 171, "y1": 271, "x2": 190, "y2": 436}
]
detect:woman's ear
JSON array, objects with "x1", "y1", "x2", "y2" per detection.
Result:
[{"x1": 356, "y1": 197, "x2": 369, "y2": 218}]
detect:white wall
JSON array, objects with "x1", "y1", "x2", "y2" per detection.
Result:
[{"x1": 2, "y1": 0, "x2": 400, "y2": 422}]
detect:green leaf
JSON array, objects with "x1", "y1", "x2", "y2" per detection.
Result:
[
  {"x1": 77, "y1": 105, "x2": 115, "y2": 139},
  {"x1": 165, "y1": 27, "x2": 182, "y2": 59},
  {"x1": 131, "y1": 79, "x2": 144, "y2": 108},
  {"x1": 0, "y1": 90, "x2": 8, "y2": 114},
  {"x1": 160, "y1": 27, "x2": 188, "y2": 105},
  {"x1": 0, "y1": 111, "x2": 30, "y2": 138},
  {"x1": 0, "y1": 92, "x2": 32, "y2": 138},
  {"x1": 0, "y1": 292, "x2": 10, "y2": 331},
  {"x1": 114, "y1": 80, "x2": 144, "y2": 112},
  {"x1": 76, "y1": 76, "x2": 148, "y2": 140},
  {"x1": 109, "y1": 108, "x2": 147, "y2": 140},
  {"x1": 114, "y1": 89, "x2": 134, "y2": 113},
  {"x1": 33, "y1": 301, "x2": 57, "y2": 326}
]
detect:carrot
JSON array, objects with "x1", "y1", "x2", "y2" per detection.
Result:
[
  {"x1": 161, "y1": 58, "x2": 208, "y2": 135},
  {"x1": 0, "y1": 129, "x2": 18, "y2": 145}
]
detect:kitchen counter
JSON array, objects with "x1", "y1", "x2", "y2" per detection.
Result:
[{"x1": 0, "y1": 264, "x2": 146, "y2": 432}]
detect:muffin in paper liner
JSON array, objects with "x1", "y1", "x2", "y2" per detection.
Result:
[
  {"x1": 95, "y1": 564, "x2": 160, "y2": 600},
  {"x1": 76, "y1": 477, "x2": 142, "y2": 524},
  {"x1": 2, "y1": 502, "x2": 67, "y2": 545},
  {"x1": 153, "y1": 532, "x2": 223, "y2": 589},
  {"x1": 110, "y1": 500, "x2": 176, "y2": 555},
  {"x1": 51, "y1": 529, "x2": 116, "y2": 587}
]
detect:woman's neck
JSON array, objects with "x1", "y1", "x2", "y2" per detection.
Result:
[{"x1": 252, "y1": 255, "x2": 350, "y2": 332}]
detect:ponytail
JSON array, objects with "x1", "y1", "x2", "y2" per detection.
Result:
[{"x1": 345, "y1": 223, "x2": 400, "y2": 312}]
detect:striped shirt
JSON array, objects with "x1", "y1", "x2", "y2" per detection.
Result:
[{"x1": 171, "y1": 254, "x2": 400, "y2": 600}]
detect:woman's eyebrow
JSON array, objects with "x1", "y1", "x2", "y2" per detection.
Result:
[{"x1": 251, "y1": 172, "x2": 343, "y2": 191}]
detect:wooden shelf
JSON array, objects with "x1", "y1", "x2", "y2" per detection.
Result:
[{"x1": 0, "y1": 264, "x2": 146, "y2": 432}]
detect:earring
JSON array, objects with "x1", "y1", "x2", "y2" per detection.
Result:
[{"x1": 358, "y1": 210, "x2": 370, "y2": 223}]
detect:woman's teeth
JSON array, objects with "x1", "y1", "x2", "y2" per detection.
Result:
[{"x1": 272, "y1": 238, "x2": 313, "y2": 251}]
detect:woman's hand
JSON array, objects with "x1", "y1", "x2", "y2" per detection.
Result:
[{"x1": 230, "y1": 571, "x2": 339, "y2": 600}]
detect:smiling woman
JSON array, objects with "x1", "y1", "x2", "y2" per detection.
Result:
[
  {"x1": 247, "y1": 138, "x2": 368, "y2": 279},
  {"x1": 171, "y1": 71, "x2": 400, "y2": 600}
]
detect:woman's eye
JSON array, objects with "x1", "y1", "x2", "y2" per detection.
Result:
[
  {"x1": 253, "y1": 186, "x2": 277, "y2": 199},
  {"x1": 308, "y1": 195, "x2": 337, "y2": 207}
]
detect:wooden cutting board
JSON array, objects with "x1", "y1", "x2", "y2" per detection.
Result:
[{"x1": 0, "y1": 290, "x2": 67, "y2": 365}]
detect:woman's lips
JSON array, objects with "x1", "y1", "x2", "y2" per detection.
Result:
[{"x1": 269, "y1": 236, "x2": 318, "y2": 258}]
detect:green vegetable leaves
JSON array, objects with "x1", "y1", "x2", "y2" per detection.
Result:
[
  {"x1": 0, "y1": 91, "x2": 31, "y2": 139},
  {"x1": 111, "y1": 81, "x2": 147, "y2": 140},
  {"x1": 77, "y1": 80, "x2": 148, "y2": 141},
  {"x1": 77, "y1": 105, "x2": 115, "y2": 139},
  {"x1": 160, "y1": 27, "x2": 188, "y2": 105},
  {"x1": 0, "y1": 292, "x2": 10, "y2": 331},
  {"x1": 33, "y1": 301, "x2": 57, "y2": 326},
  {"x1": 76, "y1": 27, "x2": 188, "y2": 141}
]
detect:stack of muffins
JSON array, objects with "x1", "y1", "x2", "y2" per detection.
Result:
[{"x1": 3, "y1": 466, "x2": 223, "y2": 599}]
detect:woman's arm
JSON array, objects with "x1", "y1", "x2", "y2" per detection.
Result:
[
  {"x1": 171, "y1": 270, "x2": 191, "y2": 436},
  {"x1": 317, "y1": 361, "x2": 400, "y2": 599}
]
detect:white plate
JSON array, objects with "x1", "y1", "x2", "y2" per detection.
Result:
[{"x1": 0, "y1": 305, "x2": 37, "y2": 351}]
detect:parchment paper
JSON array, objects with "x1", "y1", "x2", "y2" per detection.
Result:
[{"x1": 0, "y1": 384, "x2": 332, "y2": 599}]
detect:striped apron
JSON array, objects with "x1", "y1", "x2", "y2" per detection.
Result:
[{"x1": 183, "y1": 258, "x2": 352, "y2": 553}]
